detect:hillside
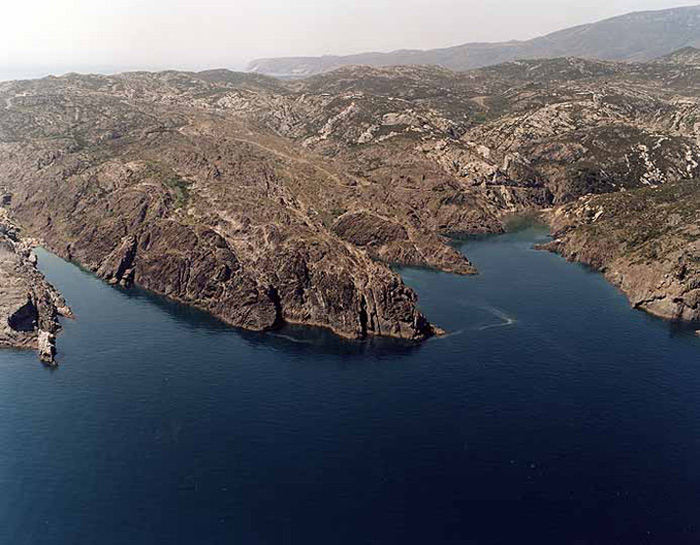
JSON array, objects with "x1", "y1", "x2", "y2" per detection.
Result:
[
  {"x1": 543, "y1": 181, "x2": 700, "y2": 322},
  {"x1": 249, "y1": 5, "x2": 700, "y2": 77}
]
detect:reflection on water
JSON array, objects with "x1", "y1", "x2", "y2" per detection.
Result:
[{"x1": 112, "y1": 279, "x2": 425, "y2": 359}]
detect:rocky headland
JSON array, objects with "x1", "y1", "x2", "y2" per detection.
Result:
[
  {"x1": 0, "y1": 208, "x2": 72, "y2": 364},
  {"x1": 541, "y1": 181, "x2": 700, "y2": 322}
]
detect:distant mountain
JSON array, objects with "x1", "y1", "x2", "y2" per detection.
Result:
[{"x1": 249, "y1": 5, "x2": 700, "y2": 77}]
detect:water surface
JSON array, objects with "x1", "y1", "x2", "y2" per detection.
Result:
[{"x1": 1, "y1": 227, "x2": 699, "y2": 544}]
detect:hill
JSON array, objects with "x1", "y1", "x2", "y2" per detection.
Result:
[{"x1": 249, "y1": 5, "x2": 700, "y2": 77}]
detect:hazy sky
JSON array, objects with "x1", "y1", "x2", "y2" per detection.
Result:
[{"x1": 1, "y1": 0, "x2": 698, "y2": 79}]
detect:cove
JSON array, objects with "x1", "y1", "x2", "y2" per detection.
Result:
[{"x1": 1, "y1": 226, "x2": 699, "y2": 545}]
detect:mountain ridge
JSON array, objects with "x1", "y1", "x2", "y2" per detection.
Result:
[{"x1": 249, "y1": 5, "x2": 700, "y2": 77}]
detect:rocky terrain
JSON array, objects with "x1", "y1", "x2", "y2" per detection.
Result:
[
  {"x1": 0, "y1": 206, "x2": 72, "y2": 363},
  {"x1": 3, "y1": 49, "x2": 700, "y2": 347},
  {"x1": 250, "y1": 5, "x2": 700, "y2": 77},
  {"x1": 542, "y1": 181, "x2": 700, "y2": 322},
  {"x1": 0, "y1": 72, "x2": 456, "y2": 342}
]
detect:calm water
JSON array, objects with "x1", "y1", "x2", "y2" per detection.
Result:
[{"x1": 1, "y1": 227, "x2": 699, "y2": 545}]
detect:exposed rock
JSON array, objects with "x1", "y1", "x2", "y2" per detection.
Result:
[
  {"x1": 38, "y1": 330, "x2": 57, "y2": 365},
  {"x1": 0, "y1": 212, "x2": 71, "y2": 363},
  {"x1": 541, "y1": 181, "x2": 700, "y2": 323},
  {"x1": 332, "y1": 211, "x2": 475, "y2": 275}
]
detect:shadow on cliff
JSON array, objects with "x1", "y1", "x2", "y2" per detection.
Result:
[{"x1": 116, "y1": 285, "x2": 426, "y2": 360}]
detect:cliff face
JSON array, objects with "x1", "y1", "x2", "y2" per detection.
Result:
[
  {"x1": 542, "y1": 182, "x2": 700, "y2": 322},
  {"x1": 0, "y1": 128, "x2": 437, "y2": 341},
  {"x1": 0, "y1": 210, "x2": 72, "y2": 363},
  {"x1": 3, "y1": 53, "x2": 700, "y2": 341}
]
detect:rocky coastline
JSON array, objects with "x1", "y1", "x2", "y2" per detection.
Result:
[
  {"x1": 540, "y1": 182, "x2": 700, "y2": 324},
  {"x1": 0, "y1": 208, "x2": 72, "y2": 364},
  {"x1": 4, "y1": 51, "x2": 700, "y2": 348}
]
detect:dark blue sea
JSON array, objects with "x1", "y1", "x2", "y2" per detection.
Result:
[{"x1": 1, "y1": 227, "x2": 699, "y2": 544}]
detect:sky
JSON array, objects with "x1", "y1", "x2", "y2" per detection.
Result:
[{"x1": 1, "y1": 0, "x2": 698, "y2": 80}]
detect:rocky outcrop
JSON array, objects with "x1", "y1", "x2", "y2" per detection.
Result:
[
  {"x1": 331, "y1": 211, "x2": 476, "y2": 275},
  {"x1": 0, "y1": 212, "x2": 72, "y2": 364},
  {"x1": 38, "y1": 330, "x2": 57, "y2": 364}
]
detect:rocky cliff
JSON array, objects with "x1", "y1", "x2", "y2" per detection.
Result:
[
  {"x1": 542, "y1": 181, "x2": 700, "y2": 322},
  {"x1": 0, "y1": 209, "x2": 72, "y2": 363}
]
